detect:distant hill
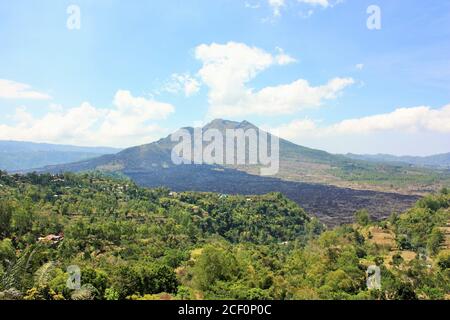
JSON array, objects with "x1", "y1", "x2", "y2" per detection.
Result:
[
  {"x1": 345, "y1": 153, "x2": 450, "y2": 169},
  {"x1": 0, "y1": 140, "x2": 121, "y2": 171}
]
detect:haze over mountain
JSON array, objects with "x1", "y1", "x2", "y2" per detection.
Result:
[
  {"x1": 0, "y1": 140, "x2": 121, "y2": 171},
  {"x1": 37, "y1": 119, "x2": 436, "y2": 225}
]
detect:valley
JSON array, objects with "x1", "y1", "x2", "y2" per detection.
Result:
[{"x1": 125, "y1": 165, "x2": 419, "y2": 226}]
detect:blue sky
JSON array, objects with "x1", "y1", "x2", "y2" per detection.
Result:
[{"x1": 0, "y1": 0, "x2": 449, "y2": 155}]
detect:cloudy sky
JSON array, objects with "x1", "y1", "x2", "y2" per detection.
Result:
[{"x1": 0, "y1": 0, "x2": 449, "y2": 155}]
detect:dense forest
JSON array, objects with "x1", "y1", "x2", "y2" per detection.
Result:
[{"x1": 0, "y1": 171, "x2": 448, "y2": 300}]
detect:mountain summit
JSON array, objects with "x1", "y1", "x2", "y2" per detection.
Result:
[
  {"x1": 39, "y1": 119, "x2": 346, "y2": 175},
  {"x1": 203, "y1": 119, "x2": 257, "y2": 131}
]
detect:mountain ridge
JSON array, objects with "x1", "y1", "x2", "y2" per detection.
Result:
[{"x1": 0, "y1": 140, "x2": 121, "y2": 171}]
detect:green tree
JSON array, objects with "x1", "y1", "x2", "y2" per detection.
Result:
[
  {"x1": 354, "y1": 210, "x2": 370, "y2": 226},
  {"x1": 112, "y1": 265, "x2": 140, "y2": 299},
  {"x1": 104, "y1": 287, "x2": 120, "y2": 300},
  {"x1": 427, "y1": 228, "x2": 445, "y2": 255},
  {"x1": 0, "y1": 239, "x2": 15, "y2": 269},
  {"x1": 137, "y1": 263, "x2": 178, "y2": 295},
  {"x1": 81, "y1": 268, "x2": 109, "y2": 299},
  {"x1": 12, "y1": 208, "x2": 34, "y2": 236},
  {"x1": 192, "y1": 245, "x2": 239, "y2": 292},
  {"x1": 0, "y1": 201, "x2": 13, "y2": 237}
]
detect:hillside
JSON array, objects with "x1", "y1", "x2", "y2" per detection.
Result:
[
  {"x1": 0, "y1": 172, "x2": 448, "y2": 300},
  {"x1": 0, "y1": 140, "x2": 120, "y2": 171},
  {"x1": 346, "y1": 153, "x2": 450, "y2": 169}
]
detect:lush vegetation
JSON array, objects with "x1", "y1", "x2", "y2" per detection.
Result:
[
  {"x1": 329, "y1": 161, "x2": 450, "y2": 188},
  {"x1": 0, "y1": 171, "x2": 448, "y2": 300}
]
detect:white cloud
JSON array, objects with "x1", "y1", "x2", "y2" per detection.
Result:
[
  {"x1": 271, "y1": 104, "x2": 450, "y2": 155},
  {"x1": 275, "y1": 47, "x2": 298, "y2": 65},
  {"x1": 268, "y1": 0, "x2": 285, "y2": 17},
  {"x1": 356, "y1": 63, "x2": 364, "y2": 70},
  {"x1": 0, "y1": 90, "x2": 175, "y2": 147},
  {"x1": 249, "y1": 0, "x2": 340, "y2": 21},
  {"x1": 298, "y1": 0, "x2": 330, "y2": 8},
  {"x1": 163, "y1": 73, "x2": 201, "y2": 97},
  {"x1": 275, "y1": 104, "x2": 450, "y2": 137},
  {"x1": 113, "y1": 90, "x2": 174, "y2": 119},
  {"x1": 0, "y1": 79, "x2": 51, "y2": 100},
  {"x1": 245, "y1": 1, "x2": 261, "y2": 9},
  {"x1": 297, "y1": 0, "x2": 343, "y2": 13},
  {"x1": 194, "y1": 42, "x2": 353, "y2": 118}
]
